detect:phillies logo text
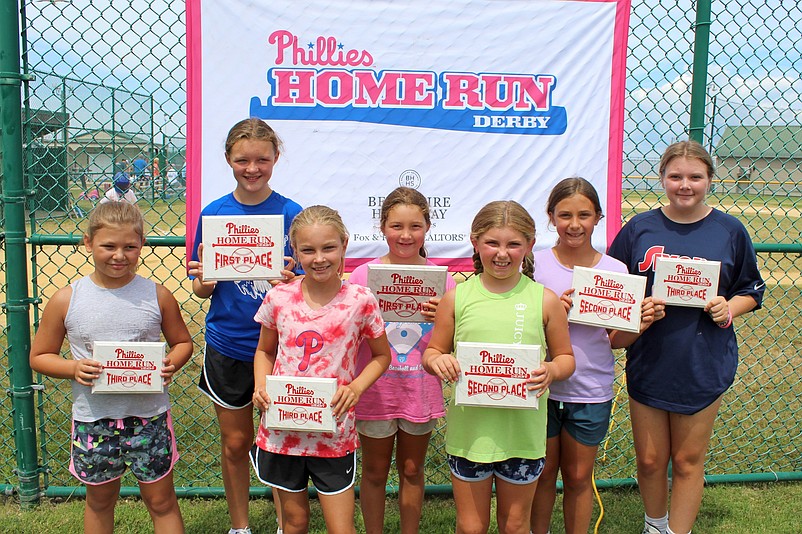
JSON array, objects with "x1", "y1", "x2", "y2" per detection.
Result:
[{"x1": 250, "y1": 31, "x2": 567, "y2": 135}]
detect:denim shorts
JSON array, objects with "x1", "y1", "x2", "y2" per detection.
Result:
[
  {"x1": 546, "y1": 399, "x2": 613, "y2": 446},
  {"x1": 448, "y1": 454, "x2": 545, "y2": 485},
  {"x1": 69, "y1": 411, "x2": 178, "y2": 485}
]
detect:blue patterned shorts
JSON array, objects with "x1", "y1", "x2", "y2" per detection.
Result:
[
  {"x1": 69, "y1": 411, "x2": 178, "y2": 485},
  {"x1": 448, "y1": 454, "x2": 545, "y2": 485}
]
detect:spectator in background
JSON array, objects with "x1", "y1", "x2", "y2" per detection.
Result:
[
  {"x1": 132, "y1": 157, "x2": 148, "y2": 192},
  {"x1": 132, "y1": 157, "x2": 148, "y2": 178},
  {"x1": 166, "y1": 165, "x2": 182, "y2": 199},
  {"x1": 101, "y1": 171, "x2": 138, "y2": 204}
]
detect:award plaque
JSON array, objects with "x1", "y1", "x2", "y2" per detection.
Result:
[
  {"x1": 264, "y1": 375, "x2": 338, "y2": 432},
  {"x1": 568, "y1": 266, "x2": 647, "y2": 333},
  {"x1": 652, "y1": 257, "x2": 721, "y2": 308},
  {"x1": 91, "y1": 341, "x2": 165, "y2": 394},
  {"x1": 454, "y1": 341, "x2": 540, "y2": 409},
  {"x1": 202, "y1": 215, "x2": 284, "y2": 281},
  {"x1": 367, "y1": 264, "x2": 448, "y2": 323}
]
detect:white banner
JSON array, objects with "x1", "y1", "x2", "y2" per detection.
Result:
[{"x1": 187, "y1": 0, "x2": 631, "y2": 270}]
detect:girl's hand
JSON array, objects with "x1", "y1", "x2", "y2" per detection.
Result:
[
  {"x1": 252, "y1": 387, "x2": 271, "y2": 412},
  {"x1": 420, "y1": 296, "x2": 442, "y2": 322},
  {"x1": 160, "y1": 356, "x2": 181, "y2": 385},
  {"x1": 331, "y1": 384, "x2": 360, "y2": 418},
  {"x1": 427, "y1": 353, "x2": 461, "y2": 382},
  {"x1": 559, "y1": 289, "x2": 575, "y2": 315},
  {"x1": 74, "y1": 359, "x2": 102, "y2": 386},
  {"x1": 639, "y1": 297, "x2": 665, "y2": 332},
  {"x1": 269, "y1": 257, "x2": 298, "y2": 287},
  {"x1": 705, "y1": 296, "x2": 730, "y2": 325},
  {"x1": 527, "y1": 362, "x2": 555, "y2": 398},
  {"x1": 187, "y1": 244, "x2": 217, "y2": 288}
]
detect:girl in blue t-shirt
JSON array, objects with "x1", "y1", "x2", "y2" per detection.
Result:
[
  {"x1": 187, "y1": 118, "x2": 302, "y2": 534},
  {"x1": 608, "y1": 141, "x2": 764, "y2": 534}
]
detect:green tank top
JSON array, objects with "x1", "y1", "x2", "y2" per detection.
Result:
[{"x1": 447, "y1": 274, "x2": 548, "y2": 462}]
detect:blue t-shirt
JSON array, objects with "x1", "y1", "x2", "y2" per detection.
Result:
[
  {"x1": 192, "y1": 191, "x2": 303, "y2": 361},
  {"x1": 132, "y1": 158, "x2": 148, "y2": 177},
  {"x1": 608, "y1": 208, "x2": 764, "y2": 414}
]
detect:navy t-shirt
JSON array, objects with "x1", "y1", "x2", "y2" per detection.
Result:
[
  {"x1": 608, "y1": 208, "x2": 764, "y2": 414},
  {"x1": 191, "y1": 191, "x2": 303, "y2": 361}
]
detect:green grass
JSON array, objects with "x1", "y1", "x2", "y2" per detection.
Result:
[{"x1": 2, "y1": 482, "x2": 801, "y2": 533}]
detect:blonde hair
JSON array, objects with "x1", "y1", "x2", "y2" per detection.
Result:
[
  {"x1": 86, "y1": 201, "x2": 145, "y2": 242},
  {"x1": 470, "y1": 201, "x2": 535, "y2": 278},
  {"x1": 289, "y1": 205, "x2": 349, "y2": 251},
  {"x1": 380, "y1": 187, "x2": 430, "y2": 258},
  {"x1": 225, "y1": 118, "x2": 283, "y2": 157},
  {"x1": 658, "y1": 140, "x2": 715, "y2": 181}
]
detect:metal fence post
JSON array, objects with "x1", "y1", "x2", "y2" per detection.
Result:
[
  {"x1": 0, "y1": 0, "x2": 41, "y2": 508},
  {"x1": 688, "y1": 0, "x2": 713, "y2": 144}
]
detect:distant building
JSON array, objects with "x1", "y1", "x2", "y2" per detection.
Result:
[
  {"x1": 66, "y1": 129, "x2": 152, "y2": 180},
  {"x1": 714, "y1": 125, "x2": 802, "y2": 196}
]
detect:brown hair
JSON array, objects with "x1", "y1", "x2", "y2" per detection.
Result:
[
  {"x1": 546, "y1": 177, "x2": 603, "y2": 218},
  {"x1": 470, "y1": 201, "x2": 535, "y2": 278},
  {"x1": 86, "y1": 201, "x2": 145, "y2": 242},
  {"x1": 658, "y1": 140, "x2": 715, "y2": 181},
  {"x1": 380, "y1": 187, "x2": 431, "y2": 258},
  {"x1": 224, "y1": 118, "x2": 283, "y2": 157}
]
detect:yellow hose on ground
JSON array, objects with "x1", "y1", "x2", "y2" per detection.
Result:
[{"x1": 593, "y1": 377, "x2": 627, "y2": 534}]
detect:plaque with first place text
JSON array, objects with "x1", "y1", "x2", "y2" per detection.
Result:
[
  {"x1": 652, "y1": 257, "x2": 721, "y2": 308},
  {"x1": 91, "y1": 341, "x2": 165, "y2": 394},
  {"x1": 202, "y1": 215, "x2": 284, "y2": 281},
  {"x1": 367, "y1": 264, "x2": 448, "y2": 323},
  {"x1": 264, "y1": 375, "x2": 338, "y2": 433},
  {"x1": 568, "y1": 266, "x2": 647, "y2": 333},
  {"x1": 455, "y1": 342, "x2": 541, "y2": 409}
]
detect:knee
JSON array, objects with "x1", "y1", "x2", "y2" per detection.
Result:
[
  {"x1": 671, "y1": 452, "x2": 707, "y2": 478},
  {"x1": 457, "y1": 518, "x2": 490, "y2": 534},
  {"x1": 560, "y1": 463, "x2": 594, "y2": 492},
  {"x1": 86, "y1": 493, "x2": 117, "y2": 516},
  {"x1": 221, "y1": 432, "x2": 252, "y2": 460},
  {"x1": 361, "y1": 458, "x2": 392, "y2": 485},
  {"x1": 498, "y1": 511, "x2": 529, "y2": 534},
  {"x1": 143, "y1": 491, "x2": 180, "y2": 517},
  {"x1": 538, "y1": 458, "x2": 560, "y2": 484},
  {"x1": 636, "y1": 451, "x2": 668, "y2": 478},
  {"x1": 283, "y1": 511, "x2": 310, "y2": 533},
  {"x1": 399, "y1": 457, "x2": 424, "y2": 482}
]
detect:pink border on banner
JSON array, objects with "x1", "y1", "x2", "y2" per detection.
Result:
[
  {"x1": 185, "y1": 0, "x2": 630, "y2": 271},
  {"x1": 185, "y1": 0, "x2": 202, "y2": 265},
  {"x1": 606, "y1": 0, "x2": 631, "y2": 245}
]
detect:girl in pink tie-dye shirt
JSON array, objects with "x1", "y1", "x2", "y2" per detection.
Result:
[{"x1": 250, "y1": 205, "x2": 391, "y2": 533}]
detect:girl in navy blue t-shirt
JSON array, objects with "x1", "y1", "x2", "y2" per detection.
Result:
[{"x1": 608, "y1": 140, "x2": 764, "y2": 534}]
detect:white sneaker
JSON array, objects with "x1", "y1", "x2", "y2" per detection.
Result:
[
  {"x1": 642, "y1": 525, "x2": 663, "y2": 534},
  {"x1": 229, "y1": 528, "x2": 252, "y2": 534}
]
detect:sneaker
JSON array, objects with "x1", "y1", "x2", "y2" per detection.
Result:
[
  {"x1": 642, "y1": 525, "x2": 663, "y2": 534},
  {"x1": 229, "y1": 528, "x2": 252, "y2": 534}
]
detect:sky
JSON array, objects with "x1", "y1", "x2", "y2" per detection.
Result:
[{"x1": 21, "y1": 0, "x2": 802, "y2": 164}]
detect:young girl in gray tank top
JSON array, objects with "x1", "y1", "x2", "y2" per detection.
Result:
[{"x1": 30, "y1": 202, "x2": 193, "y2": 533}]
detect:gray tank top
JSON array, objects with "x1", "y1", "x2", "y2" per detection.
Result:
[{"x1": 65, "y1": 275, "x2": 169, "y2": 421}]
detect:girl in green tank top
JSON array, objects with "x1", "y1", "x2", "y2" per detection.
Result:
[{"x1": 423, "y1": 201, "x2": 575, "y2": 534}]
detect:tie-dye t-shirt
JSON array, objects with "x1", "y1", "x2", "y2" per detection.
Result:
[{"x1": 253, "y1": 279, "x2": 385, "y2": 457}]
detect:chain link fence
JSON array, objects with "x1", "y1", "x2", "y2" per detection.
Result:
[{"x1": 1, "y1": 0, "x2": 800, "y2": 498}]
